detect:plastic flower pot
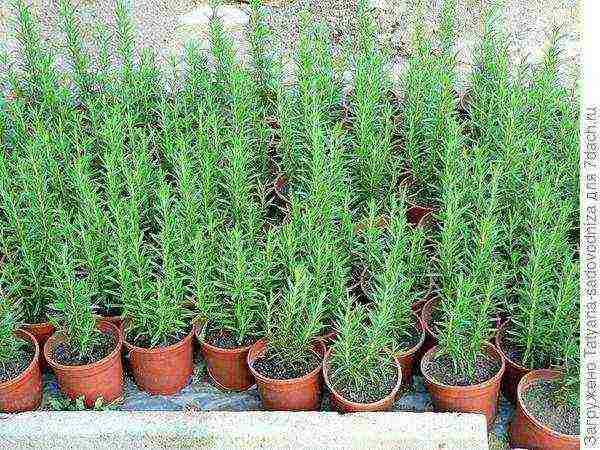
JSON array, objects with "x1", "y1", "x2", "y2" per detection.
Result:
[
  {"x1": 95, "y1": 314, "x2": 123, "y2": 329},
  {"x1": 122, "y1": 325, "x2": 194, "y2": 395},
  {"x1": 413, "y1": 297, "x2": 440, "y2": 376},
  {"x1": 395, "y1": 316, "x2": 426, "y2": 387},
  {"x1": 0, "y1": 329, "x2": 42, "y2": 413},
  {"x1": 195, "y1": 325, "x2": 255, "y2": 392},
  {"x1": 44, "y1": 321, "x2": 124, "y2": 408},
  {"x1": 22, "y1": 321, "x2": 55, "y2": 371},
  {"x1": 509, "y1": 369, "x2": 579, "y2": 450},
  {"x1": 406, "y1": 204, "x2": 437, "y2": 227},
  {"x1": 421, "y1": 344, "x2": 505, "y2": 427},
  {"x1": 494, "y1": 321, "x2": 532, "y2": 404},
  {"x1": 247, "y1": 338, "x2": 325, "y2": 411},
  {"x1": 317, "y1": 330, "x2": 337, "y2": 349},
  {"x1": 323, "y1": 349, "x2": 402, "y2": 413}
]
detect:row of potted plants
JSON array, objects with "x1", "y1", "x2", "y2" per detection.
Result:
[{"x1": 0, "y1": 0, "x2": 579, "y2": 448}]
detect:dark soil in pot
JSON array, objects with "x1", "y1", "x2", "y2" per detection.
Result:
[
  {"x1": 252, "y1": 349, "x2": 322, "y2": 380},
  {"x1": 423, "y1": 352, "x2": 501, "y2": 386},
  {"x1": 128, "y1": 327, "x2": 190, "y2": 349},
  {"x1": 204, "y1": 328, "x2": 257, "y2": 349},
  {"x1": 522, "y1": 379, "x2": 579, "y2": 436},
  {"x1": 331, "y1": 365, "x2": 398, "y2": 404},
  {"x1": 51, "y1": 331, "x2": 116, "y2": 366},
  {"x1": 0, "y1": 342, "x2": 34, "y2": 382},
  {"x1": 498, "y1": 336, "x2": 550, "y2": 370}
]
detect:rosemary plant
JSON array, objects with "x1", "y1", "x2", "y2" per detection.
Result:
[
  {"x1": 434, "y1": 119, "x2": 506, "y2": 381},
  {"x1": 261, "y1": 265, "x2": 326, "y2": 370},
  {"x1": 327, "y1": 299, "x2": 397, "y2": 402},
  {"x1": 402, "y1": 0, "x2": 457, "y2": 206},
  {"x1": 350, "y1": 0, "x2": 396, "y2": 207},
  {"x1": 48, "y1": 240, "x2": 103, "y2": 361}
]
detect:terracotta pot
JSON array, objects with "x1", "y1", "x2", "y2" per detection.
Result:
[
  {"x1": 407, "y1": 204, "x2": 437, "y2": 227},
  {"x1": 323, "y1": 349, "x2": 402, "y2": 412},
  {"x1": 247, "y1": 338, "x2": 324, "y2": 411},
  {"x1": 196, "y1": 325, "x2": 255, "y2": 392},
  {"x1": 44, "y1": 321, "x2": 123, "y2": 408},
  {"x1": 395, "y1": 317, "x2": 426, "y2": 387},
  {"x1": 0, "y1": 330, "x2": 42, "y2": 413},
  {"x1": 414, "y1": 297, "x2": 440, "y2": 376},
  {"x1": 509, "y1": 369, "x2": 579, "y2": 450},
  {"x1": 22, "y1": 321, "x2": 55, "y2": 371},
  {"x1": 421, "y1": 344, "x2": 505, "y2": 427},
  {"x1": 495, "y1": 321, "x2": 532, "y2": 404},
  {"x1": 96, "y1": 314, "x2": 123, "y2": 329},
  {"x1": 122, "y1": 325, "x2": 194, "y2": 395},
  {"x1": 317, "y1": 330, "x2": 337, "y2": 348}
]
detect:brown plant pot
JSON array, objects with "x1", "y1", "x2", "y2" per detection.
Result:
[
  {"x1": 407, "y1": 204, "x2": 437, "y2": 227},
  {"x1": 317, "y1": 330, "x2": 337, "y2": 349},
  {"x1": 421, "y1": 344, "x2": 506, "y2": 427},
  {"x1": 509, "y1": 369, "x2": 579, "y2": 450},
  {"x1": 0, "y1": 330, "x2": 42, "y2": 413},
  {"x1": 22, "y1": 321, "x2": 55, "y2": 371},
  {"x1": 395, "y1": 317, "x2": 426, "y2": 387},
  {"x1": 44, "y1": 321, "x2": 124, "y2": 408},
  {"x1": 494, "y1": 321, "x2": 532, "y2": 404},
  {"x1": 195, "y1": 325, "x2": 255, "y2": 392},
  {"x1": 96, "y1": 315, "x2": 123, "y2": 329},
  {"x1": 323, "y1": 349, "x2": 402, "y2": 413},
  {"x1": 247, "y1": 338, "x2": 324, "y2": 411},
  {"x1": 122, "y1": 325, "x2": 194, "y2": 395},
  {"x1": 414, "y1": 297, "x2": 440, "y2": 376}
]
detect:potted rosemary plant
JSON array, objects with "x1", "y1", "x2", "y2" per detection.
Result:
[
  {"x1": 324, "y1": 300, "x2": 402, "y2": 413},
  {"x1": 0, "y1": 119, "x2": 59, "y2": 367},
  {"x1": 248, "y1": 265, "x2": 326, "y2": 411},
  {"x1": 510, "y1": 326, "x2": 579, "y2": 450},
  {"x1": 421, "y1": 122, "x2": 506, "y2": 427},
  {"x1": 44, "y1": 242, "x2": 123, "y2": 407},
  {"x1": 192, "y1": 19, "x2": 273, "y2": 391},
  {"x1": 510, "y1": 247, "x2": 578, "y2": 449},
  {"x1": 0, "y1": 293, "x2": 42, "y2": 413},
  {"x1": 116, "y1": 170, "x2": 194, "y2": 395}
]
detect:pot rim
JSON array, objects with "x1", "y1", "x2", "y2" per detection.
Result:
[
  {"x1": 0, "y1": 329, "x2": 39, "y2": 389},
  {"x1": 494, "y1": 321, "x2": 531, "y2": 372},
  {"x1": 420, "y1": 343, "x2": 506, "y2": 391},
  {"x1": 323, "y1": 347, "x2": 402, "y2": 408},
  {"x1": 44, "y1": 320, "x2": 123, "y2": 372},
  {"x1": 394, "y1": 314, "x2": 426, "y2": 357},
  {"x1": 22, "y1": 321, "x2": 55, "y2": 331},
  {"x1": 247, "y1": 337, "x2": 324, "y2": 385},
  {"x1": 516, "y1": 369, "x2": 580, "y2": 441},
  {"x1": 194, "y1": 323, "x2": 255, "y2": 355},
  {"x1": 121, "y1": 322, "x2": 194, "y2": 355}
]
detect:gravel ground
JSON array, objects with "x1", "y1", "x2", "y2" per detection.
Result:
[{"x1": 0, "y1": 0, "x2": 580, "y2": 88}]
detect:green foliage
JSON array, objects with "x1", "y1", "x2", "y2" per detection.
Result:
[
  {"x1": 0, "y1": 0, "x2": 579, "y2": 396},
  {"x1": 0, "y1": 290, "x2": 26, "y2": 369},
  {"x1": 49, "y1": 395, "x2": 121, "y2": 411},
  {"x1": 263, "y1": 265, "x2": 326, "y2": 366},
  {"x1": 402, "y1": 0, "x2": 457, "y2": 206},
  {"x1": 48, "y1": 240, "x2": 101, "y2": 358},
  {"x1": 328, "y1": 300, "x2": 396, "y2": 394},
  {"x1": 350, "y1": 0, "x2": 396, "y2": 207}
]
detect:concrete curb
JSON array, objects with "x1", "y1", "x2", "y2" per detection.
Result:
[{"x1": 0, "y1": 411, "x2": 488, "y2": 449}]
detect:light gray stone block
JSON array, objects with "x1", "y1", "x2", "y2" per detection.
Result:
[{"x1": 1, "y1": 411, "x2": 489, "y2": 450}]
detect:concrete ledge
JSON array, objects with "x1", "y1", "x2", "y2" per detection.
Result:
[{"x1": 0, "y1": 411, "x2": 488, "y2": 449}]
